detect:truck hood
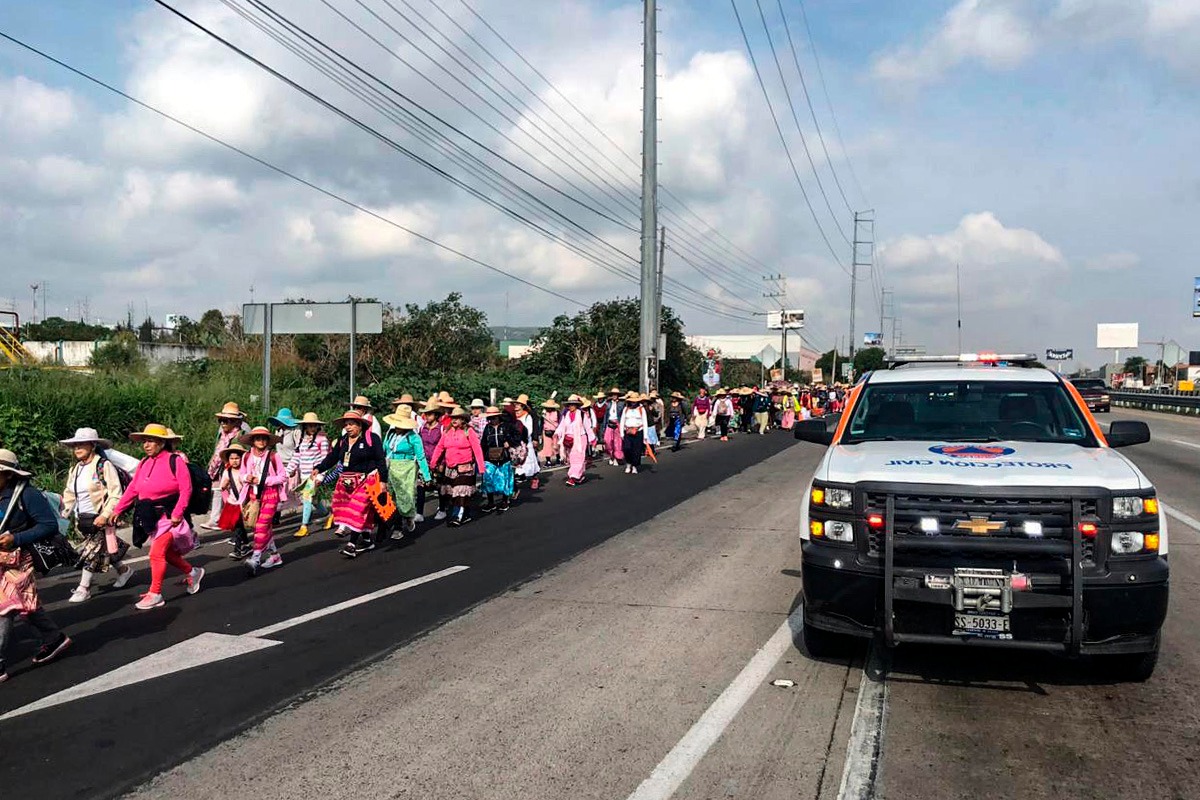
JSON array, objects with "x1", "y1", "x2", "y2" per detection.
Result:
[{"x1": 819, "y1": 441, "x2": 1148, "y2": 490}]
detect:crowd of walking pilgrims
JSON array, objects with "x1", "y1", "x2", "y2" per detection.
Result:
[{"x1": 0, "y1": 382, "x2": 846, "y2": 682}]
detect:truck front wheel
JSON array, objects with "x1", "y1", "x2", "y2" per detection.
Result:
[{"x1": 1104, "y1": 635, "x2": 1160, "y2": 682}]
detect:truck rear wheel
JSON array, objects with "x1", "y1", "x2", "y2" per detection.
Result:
[{"x1": 1105, "y1": 636, "x2": 1160, "y2": 682}]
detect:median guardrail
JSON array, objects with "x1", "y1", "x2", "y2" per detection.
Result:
[{"x1": 1111, "y1": 390, "x2": 1200, "y2": 416}]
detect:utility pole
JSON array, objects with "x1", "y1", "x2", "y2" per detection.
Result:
[
  {"x1": 764, "y1": 274, "x2": 786, "y2": 381},
  {"x1": 29, "y1": 284, "x2": 39, "y2": 325},
  {"x1": 849, "y1": 210, "x2": 874, "y2": 372},
  {"x1": 655, "y1": 225, "x2": 665, "y2": 364},
  {"x1": 880, "y1": 288, "x2": 893, "y2": 355},
  {"x1": 638, "y1": 0, "x2": 659, "y2": 394}
]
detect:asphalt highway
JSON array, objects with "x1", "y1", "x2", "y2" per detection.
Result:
[
  {"x1": 3, "y1": 411, "x2": 1199, "y2": 800},
  {"x1": 0, "y1": 431, "x2": 795, "y2": 799}
]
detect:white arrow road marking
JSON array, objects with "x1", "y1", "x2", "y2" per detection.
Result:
[
  {"x1": 1, "y1": 565, "x2": 470, "y2": 723},
  {"x1": 0, "y1": 633, "x2": 281, "y2": 722}
]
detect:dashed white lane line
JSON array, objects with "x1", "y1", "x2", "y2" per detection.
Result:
[
  {"x1": 836, "y1": 643, "x2": 888, "y2": 800},
  {"x1": 1162, "y1": 502, "x2": 1200, "y2": 537},
  {"x1": 625, "y1": 607, "x2": 803, "y2": 800}
]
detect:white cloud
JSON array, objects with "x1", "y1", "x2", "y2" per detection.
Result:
[
  {"x1": 0, "y1": 76, "x2": 77, "y2": 136},
  {"x1": 873, "y1": 0, "x2": 1037, "y2": 85}
]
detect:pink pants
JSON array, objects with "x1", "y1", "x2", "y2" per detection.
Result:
[
  {"x1": 603, "y1": 425, "x2": 623, "y2": 461},
  {"x1": 148, "y1": 532, "x2": 192, "y2": 594}
]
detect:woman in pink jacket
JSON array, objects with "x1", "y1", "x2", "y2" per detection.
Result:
[
  {"x1": 239, "y1": 426, "x2": 287, "y2": 575},
  {"x1": 555, "y1": 395, "x2": 596, "y2": 487},
  {"x1": 430, "y1": 407, "x2": 485, "y2": 528},
  {"x1": 101, "y1": 424, "x2": 203, "y2": 611}
]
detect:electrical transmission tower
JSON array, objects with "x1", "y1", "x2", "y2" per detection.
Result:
[{"x1": 848, "y1": 210, "x2": 874, "y2": 370}]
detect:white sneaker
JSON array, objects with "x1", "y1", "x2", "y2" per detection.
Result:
[
  {"x1": 631, "y1": 466, "x2": 639, "y2": 474},
  {"x1": 68, "y1": 586, "x2": 91, "y2": 603},
  {"x1": 113, "y1": 564, "x2": 135, "y2": 589},
  {"x1": 413, "y1": 513, "x2": 425, "y2": 523},
  {"x1": 260, "y1": 553, "x2": 283, "y2": 570},
  {"x1": 186, "y1": 567, "x2": 205, "y2": 595},
  {"x1": 135, "y1": 592, "x2": 164, "y2": 610},
  {"x1": 434, "y1": 510, "x2": 448, "y2": 521},
  {"x1": 625, "y1": 465, "x2": 631, "y2": 474}
]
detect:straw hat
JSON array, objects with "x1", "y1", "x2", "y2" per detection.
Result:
[
  {"x1": 516, "y1": 393, "x2": 531, "y2": 407},
  {"x1": 240, "y1": 425, "x2": 282, "y2": 447},
  {"x1": 670, "y1": 391, "x2": 685, "y2": 400},
  {"x1": 650, "y1": 390, "x2": 660, "y2": 399},
  {"x1": 334, "y1": 409, "x2": 372, "y2": 427},
  {"x1": 298, "y1": 412, "x2": 325, "y2": 426},
  {"x1": 608, "y1": 387, "x2": 621, "y2": 396},
  {"x1": 470, "y1": 398, "x2": 486, "y2": 409},
  {"x1": 485, "y1": 405, "x2": 502, "y2": 417},
  {"x1": 715, "y1": 388, "x2": 727, "y2": 396},
  {"x1": 383, "y1": 411, "x2": 418, "y2": 430},
  {"x1": 350, "y1": 395, "x2": 374, "y2": 410},
  {"x1": 60, "y1": 427, "x2": 114, "y2": 450},
  {"x1": 541, "y1": 398, "x2": 560, "y2": 409},
  {"x1": 593, "y1": 392, "x2": 606, "y2": 400},
  {"x1": 581, "y1": 396, "x2": 593, "y2": 409},
  {"x1": 0, "y1": 449, "x2": 32, "y2": 478},
  {"x1": 437, "y1": 391, "x2": 456, "y2": 408},
  {"x1": 392, "y1": 393, "x2": 416, "y2": 407},
  {"x1": 624, "y1": 390, "x2": 642, "y2": 402},
  {"x1": 564, "y1": 394, "x2": 584, "y2": 406},
  {"x1": 130, "y1": 423, "x2": 181, "y2": 443},
  {"x1": 215, "y1": 401, "x2": 245, "y2": 420},
  {"x1": 501, "y1": 397, "x2": 515, "y2": 406},
  {"x1": 220, "y1": 441, "x2": 249, "y2": 459},
  {"x1": 449, "y1": 406, "x2": 470, "y2": 419}
]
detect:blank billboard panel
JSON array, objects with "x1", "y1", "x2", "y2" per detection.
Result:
[
  {"x1": 1096, "y1": 323, "x2": 1138, "y2": 349},
  {"x1": 243, "y1": 302, "x2": 384, "y2": 335}
]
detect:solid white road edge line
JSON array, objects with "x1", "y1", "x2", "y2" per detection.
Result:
[
  {"x1": 624, "y1": 606, "x2": 802, "y2": 800},
  {"x1": 245, "y1": 565, "x2": 470, "y2": 637},
  {"x1": 1169, "y1": 438, "x2": 1200, "y2": 451},
  {"x1": 1162, "y1": 502, "x2": 1200, "y2": 535},
  {"x1": 836, "y1": 641, "x2": 888, "y2": 800},
  {"x1": 0, "y1": 565, "x2": 470, "y2": 723}
]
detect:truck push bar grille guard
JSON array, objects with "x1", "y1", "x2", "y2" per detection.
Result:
[{"x1": 878, "y1": 492, "x2": 1091, "y2": 656}]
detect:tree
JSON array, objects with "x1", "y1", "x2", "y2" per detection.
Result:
[
  {"x1": 853, "y1": 347, "x2": 886, "y2": 375},
  {"x1": 89, "y1": 331, "x2": 145, "y2": 370},
  {"x1": 197, "y1": 309, "x2": 228, "y2": 345},
  {"x1": 1124, "y1": 356, "x2": 1147, "y2": 374},
  {"x1": 521, "y1": 298, "x2": 703, "y2": 391},
  {"x1": 815, "y1": 349, "x2": 848, "y2": 379},
  {"x1": 22, "y1": 316, "x2": 113, "y2": 342},
  {"x1": 137, "y1": 317, "x2": 155, "y2": 343}
]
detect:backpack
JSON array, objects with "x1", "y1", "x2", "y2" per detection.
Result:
[
  {"x1": 168, "y1": 453, "x2": 214, "y2": 517},
  {"x1": 96, "y1": 454, "x2": 133, "y2": 494}
]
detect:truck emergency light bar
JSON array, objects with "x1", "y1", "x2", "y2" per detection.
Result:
[{"x1": 885, "y1": 353, "x2": 1040, "y2": 368}]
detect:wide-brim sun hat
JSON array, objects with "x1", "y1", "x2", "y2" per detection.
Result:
[
  {"x1": 485, "y1": 406, "x2": 502, "y2": 417},
  {"x1": 0, "y1": 449, "x2": 32, "y2": 478},
  {"x1": 670, "y1": 391, "x2": 685, "y2": 400},
  {"x1": 299, "y1": 412, "x2": 325, "y2": 426},
  {"x1": 350, "y1": 395, "x2": 374, "y2": 410},
  {"x1": 470, "y1": 398, "x2": 486, "y2": 409},
  {"x1": 541, "y1": 398, "x2": 560, "y2": 409},
  {"x1": 564, "y1": 394, "x2": 583, "y2": 406},
  {"x1": 449, "y1": 406, "x2": 470, "y2": 419},
  {"x1": 130, "y1": 423, "x2": 182, "y2": 443},
  {"x1": 624, "y1": 391, "x2": 641, "y2": 402},
  {"x1": 392, "y1": 393, "x2": 416, "y2": 407},
  {"x1": 269, "y1": 408, "x2": 299, "y2": 428},
  {"x1": 220, "y1": 441, "x2": 249, "y2": 458},
  {"x1": 439, "y1": 396, "x2": 458, "y2": 409},
  {"x1": 59, "y1": 427, "x2": 114, "y2": 450},
  {"x1": 335, "y1": 410, "x2": 372, "y2": 427},
  {"x1": 240, "y1": 425, "x2": 282, "y2": 447},
  {"x1": 215, "y1": 401, "x2": 245, "y2": 420},
  {"x1": 383, "y1": 412, "x2": 418, "y2": 430}
]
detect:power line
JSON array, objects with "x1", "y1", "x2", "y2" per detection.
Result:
[
  {"x1": 0, "y1": 30, "x2": 587, "y2": 307},
  {"x1": 775, "y1": 0, "x2": 854, "y2": 215},
  {"x1": 729, "y1": 0, "x2": 850, "y2": 275},
  {"x1": 796, "y1": 0, "x2": 870, "y2": 208},
  {"x1": 752, "y1": 0, "x2": 850, "y2": 244}
]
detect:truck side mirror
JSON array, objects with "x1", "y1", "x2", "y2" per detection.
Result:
[
  {"x1": 1107, "y1": 420, "x2": 1150, "y2": 448},
  {"x1": 795, "y1": 418, "x2": 835, "y2": 446}
]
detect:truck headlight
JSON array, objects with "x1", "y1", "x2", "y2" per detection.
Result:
[
  {"x1": 824, "y1": 520, "x2": 854, "y2": 543},
  {"x1": 1113, "y1": 495, "x2": 1157, "y2": 519},
  {"x1": 1111, "y1": 531, "x2": 1160, "y2": 555},
  {"x1": 826, "y1": 488, "x2": 853, "y2": 509}
]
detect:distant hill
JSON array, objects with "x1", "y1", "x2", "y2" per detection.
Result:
[{"x1": 490, "y1": 325, "x2": 544, "y2": 343}]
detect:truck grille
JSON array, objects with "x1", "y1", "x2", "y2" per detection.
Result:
[{"x1": 864, "y1": 491, "x2": 1099, "y2": 559}]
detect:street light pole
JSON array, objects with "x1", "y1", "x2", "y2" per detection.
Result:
[{"x1": 638, "y1": 0, "x2": 658, "y2": 394}]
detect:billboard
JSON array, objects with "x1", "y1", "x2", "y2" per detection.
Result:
[
  {"x1": 766, "y1": 309, "x2": 805, "y2": 330},
  {"x1": 863, "y1": 332, "x2": 883, "y2": 347},
  {"x1": 1096, "y1": 323, "x2": 1138, "y2": 349},
  {"x1": 1046, "y1": 348, "x2": 1074, "y2": 361},
  {"x1": 243, "y1": 302, "x2": 384, "y2": 335},
  {"x1": 812, "y1": 368, "x2": 824, "y2": 383}
]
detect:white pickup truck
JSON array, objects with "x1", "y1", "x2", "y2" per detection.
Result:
[{"x1": 795, "y1": 355, "x2": 1168, "y2": 681}]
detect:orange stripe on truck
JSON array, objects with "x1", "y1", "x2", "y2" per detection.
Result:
[
  {"x1": 831, "y1": 384, "x2": 862, "y2": 444},
  {"x1": 1063, "y1": 379, "x2": 1109, "y2": 446}
]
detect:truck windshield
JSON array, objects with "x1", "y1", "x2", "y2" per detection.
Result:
[{"x1": 842, "y1": 380, "x2": 1099, "y2": 446}]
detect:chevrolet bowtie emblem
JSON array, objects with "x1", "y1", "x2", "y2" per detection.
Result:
[{"x1": 954, "y1": 516, "x2": 1005, "y2": 535}]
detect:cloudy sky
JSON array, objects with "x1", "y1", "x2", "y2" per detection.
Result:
[{"x1": 0, "y1": 0, "x2": 1197, "y2": 367}]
